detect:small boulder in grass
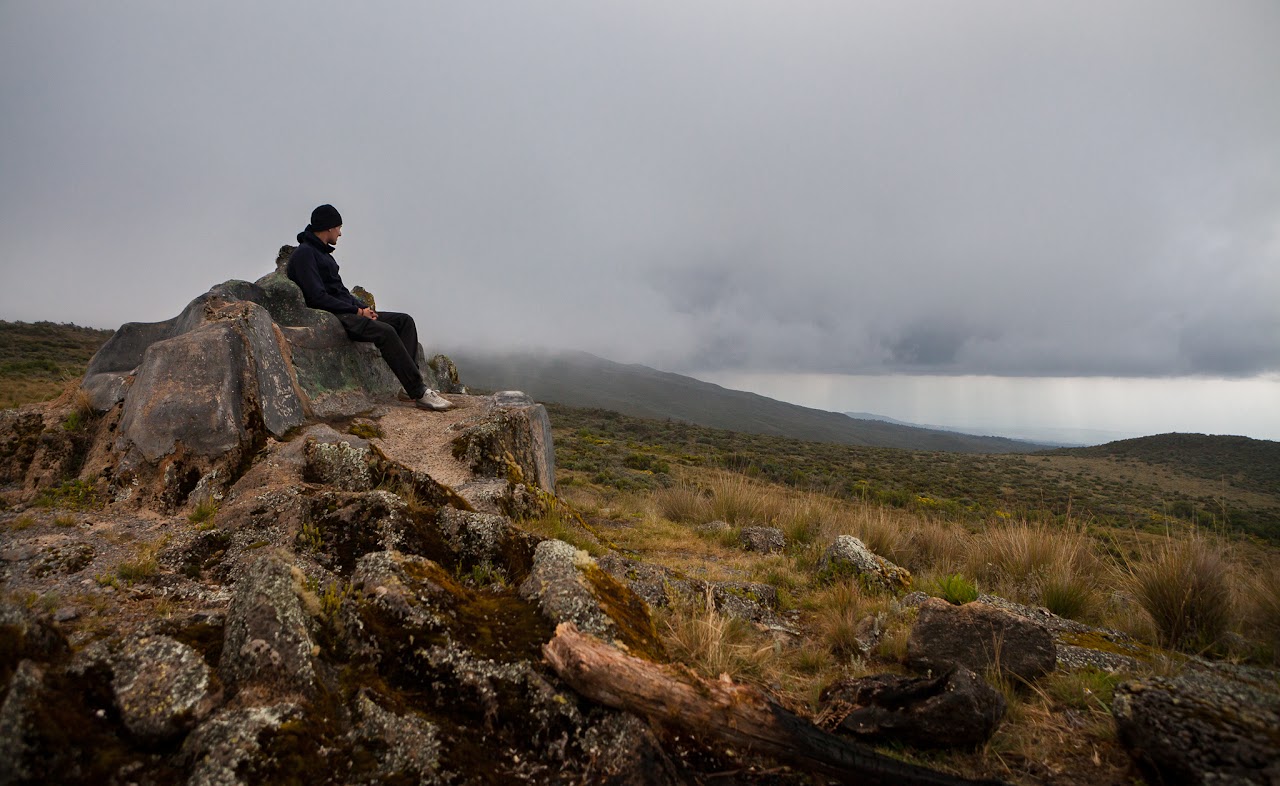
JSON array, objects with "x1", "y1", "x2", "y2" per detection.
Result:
[
  {"x1": 739, "y1": 526, "x2": 785, "y2": 554},
  {"x1": 906, "y1": 597, "x2": 1056, "y2": 682},
  {"x1": 817, "y1": 535, "x2": 912, "y2": 593}
]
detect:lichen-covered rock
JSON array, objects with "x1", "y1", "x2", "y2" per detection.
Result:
[
  {"x1": 0, "y1": 601, "x2": 69, "y2": 679},
  {"x1": 29, "y1": 540, "x2": 95, "y2": 577},
  {"x1": 351, "y1": 690, "x2": 446, "y2": 784},
  {"x1": 427, "y1": 354, "x2": 464, "y2": 394},
  {"x1": 596, "y1": 553, "x2": 697, "y2": 609},
  {"x1": 220, "y1": 552, "x2": 317, "y2": 695},
  {"x1": 349, "y1": 550, "x2": 455, "y2": 658},
  {"x1": 436, "y1": 507, "x2": 543, "y2": 581},
  {"x1": 181, "y1": 703, "x2": 301, "y2": 786},
  {"x1": 820, "y1": 666, "x2": 1006, "y2": 749},
  {"x1": 519, "y1": 540, "x2": 664, "y2": 658},
  {"x1": 1112, "y1": 668, "x2": 1280, "y2": 786},
  {"x1": 739, "y1": 526, "x2": 785, "y2": 554},
  {"x1": 0, "y1": 660, "x2": 45, "y2": 784},
  {"x1": 301, "y1": 430, "x2": 374, "y2": 491},
  {"x1": 451, "y1": 394, "x2": 556, "y2": 493},
  {"x1": 111, "y1": 634, "x2": 217, "y2": 742},
  {"x1": 907, "y1": 597, "x2": 1056, "y2": 681},
  {"x1": 574, "y1": 711, "x2": 682, "y2": 786},
  {"x1": 818, "y1": 535, "x2": 912, "y2": 593}
]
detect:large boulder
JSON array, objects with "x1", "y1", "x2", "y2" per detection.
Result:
[
  {"x1": 1112, "y1": 667, "x2": 1280, "y2": 786},
  {"x1": 907, "y1": 597, "x2": 1056, "y2": 682}
]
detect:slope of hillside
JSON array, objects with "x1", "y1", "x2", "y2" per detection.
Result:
[
  {"x1": 0, "y1": 320, "x2": 115, "y2": 407},
  {"x1": 1053, "y1": 433, "x2": 1280, "y2": 495},
  {"x1": 453, "y1": 350, "x2": 1047, "y2": 454}
]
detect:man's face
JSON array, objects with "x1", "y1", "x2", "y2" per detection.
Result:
[{"x1": 317, "y1": 225, "x2": 342, "y2": 245}]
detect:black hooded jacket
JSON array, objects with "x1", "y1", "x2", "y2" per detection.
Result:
[{"x1": 286, "y1": 228, "x2": 367, "y2": 315}]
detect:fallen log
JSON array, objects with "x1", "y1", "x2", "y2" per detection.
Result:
[{"x1": 543, "y1": 622, "x2": 1007, "y2": 786}]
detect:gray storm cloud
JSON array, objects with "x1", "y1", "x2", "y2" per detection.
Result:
[{"x1": 1, "y1": 0, "x2": 1277, "y2": 379}]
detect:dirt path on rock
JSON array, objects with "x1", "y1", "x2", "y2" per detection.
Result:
[{"x1": 368, "y1": 394, "x2": 483, "y2": 490}]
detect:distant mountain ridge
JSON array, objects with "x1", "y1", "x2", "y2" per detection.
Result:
[{"x1": 451, "y1": 349, "x2": 1048, "y2": 454}]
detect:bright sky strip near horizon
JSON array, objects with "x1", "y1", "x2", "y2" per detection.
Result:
[
  {"x1": 695, "y1": 372, "x2": 1280, "y2": 443},
  {"x1": 1, "y1": 2, "x2": 1278, "y2": 441}
]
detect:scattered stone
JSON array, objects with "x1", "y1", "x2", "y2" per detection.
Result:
[
  {"x1": 1112, "y1": 668, "x2": 1280, "y2": 786},
  {"x1": 820, "y1": 666, "x2": 1006, "y2": 749},
  {"x1": 907, "y1": 597, "x2": 1057, "y2": 681},
  {"x1": 709, "y1": 581, "x2": 780, "y2": 624},
  {"x1": 817, "y1": 535, "x2": 912, "y2": 593},
  {"x1": 220, "y1": 552, "x2": 317, "y2": 695},
  {"x1": 739, "y1": 526, "x2": 785, "y2": 554},
  {"x1": 111, "y1": 634, "x2": 217, "y2": 741}
]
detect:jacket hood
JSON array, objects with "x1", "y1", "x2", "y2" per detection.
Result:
[{"x1": 297, "y1": 227, "x2": 335, "y2": 253}]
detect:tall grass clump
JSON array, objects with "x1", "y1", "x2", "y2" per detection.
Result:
[
  {"x1": 652, "y1": 484, "x2": 709, "y2": 524},
  {"x1": 707, "y1": 474, "x2": 783, "y2": 526},
  {"x1": 1127, "y1": 536, "x2": 1234, "y2": 652},
  {"x1": 1241, "y1": 562, "x2": 1280, "y2": 662},
  {"x1": 967, "y1": 521, "x2": 1100, "y2": 619}
]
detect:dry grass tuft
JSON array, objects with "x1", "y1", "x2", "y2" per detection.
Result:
[
  {"x1": 1127, "y1": 535, "x2": 1234, "y2": 652},
  {"x1": 706, "y1": 474, "x2": 784, "y2": 526},
  {"x1": 660, "y1": 594, "x2": 775, "y2": 681},
  {"x1": 966, "y1": 522, "x2": 1101, "y2": 619}
]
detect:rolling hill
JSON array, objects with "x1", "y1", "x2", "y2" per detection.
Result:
[{"x1": 451, "y1": 349, "x2": 1048, "y2": 454}]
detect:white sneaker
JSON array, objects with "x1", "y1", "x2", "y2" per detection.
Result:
[{"x1": 414, "y1": 389, "x2": 455, "y2": 411}]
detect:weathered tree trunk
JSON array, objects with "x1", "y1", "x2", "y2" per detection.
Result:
[{"x1": 543, "y1": 623, "x2": 1007, "y2": 786}]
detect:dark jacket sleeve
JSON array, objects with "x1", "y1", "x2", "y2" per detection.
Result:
[{"x1": 287, "y1": 247, "x2": 362, "y2": 314}]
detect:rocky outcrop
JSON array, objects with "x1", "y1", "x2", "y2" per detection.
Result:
[
  {"x1": 907, "y1": 597, "x2": 1057, "y2": 681},
  {"x1": 1112, "y1": 666, "x2": 1280, "y2": 786},
  {"x1": 817, "y1": 534, "x2": 912, "y2": 593},
  {"x1": 69, "y1": 271, "x2": 461, "y2": 509}
]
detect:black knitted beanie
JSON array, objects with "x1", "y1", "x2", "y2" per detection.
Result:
[{"x1": 310, "y1": 204, "x2": 343, "y2": 232}]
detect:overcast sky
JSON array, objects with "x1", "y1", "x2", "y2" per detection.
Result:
[{"x1": 2, "y1": 2, "x2": 1277, "y2": 439}]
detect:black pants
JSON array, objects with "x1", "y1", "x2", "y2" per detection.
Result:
[{"x1": 336, "y1": 311, "x2": 425, "y2": 399}]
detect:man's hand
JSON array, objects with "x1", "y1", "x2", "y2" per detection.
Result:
[{"x1": 358, "y1": 307, "x2": 379, "y2": 320}]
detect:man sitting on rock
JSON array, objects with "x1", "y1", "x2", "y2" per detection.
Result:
[{"x1": 287, "y1": 204, "x2": 454, "y2": 411}]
